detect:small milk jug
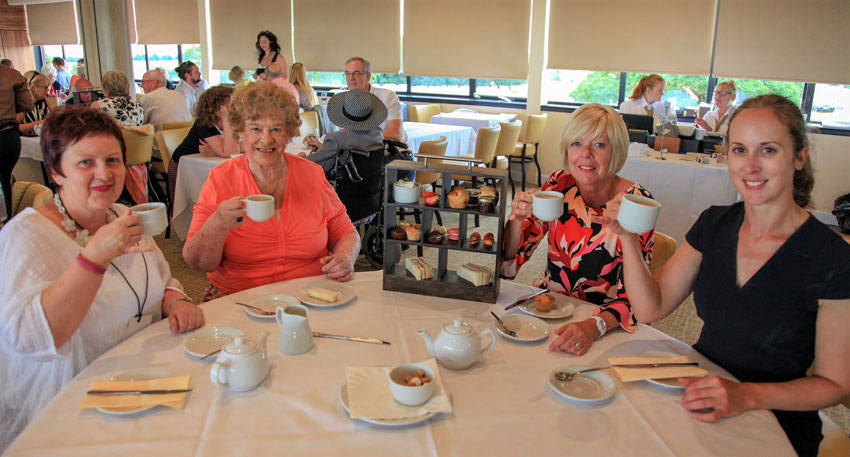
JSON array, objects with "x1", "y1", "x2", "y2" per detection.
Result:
[{"x1": 276, "y1": 304, "x2": 313, "y2": 355}]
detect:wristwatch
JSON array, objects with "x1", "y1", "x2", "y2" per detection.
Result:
[{"x1": 591, "y1": 315, "x2": 607, "y2": 338}]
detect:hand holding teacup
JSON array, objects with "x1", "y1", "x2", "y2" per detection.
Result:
[
  {"x1": 592, "y1": 192, "x2": 661, "y2": 237},
  {"x1": 82, "y1": 212, "x2": 154, "y2": 267},
  {"x1": 507, "y1": 189, "x2": 536, "y2": 222},
  {"x1": 213, "y1": 196, "x2": 248, "y2": 230}
]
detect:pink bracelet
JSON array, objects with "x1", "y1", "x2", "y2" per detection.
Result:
[{"x1": 76, "y1": 253, "x2": 107, "y2": 274}]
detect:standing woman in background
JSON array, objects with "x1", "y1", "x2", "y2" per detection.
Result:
[
  {"x1": 289, "y1": 62, "x2": 318, "y2": 111},
  {"x1": 255, "y1": 31, "x2": 287, "y2": 80},
  {"x1": 619, "y1": 74, "x2": 671, "y2": 129},
  {"x1": 696, "y1": 80, "x2": 737, "y2": 137}
]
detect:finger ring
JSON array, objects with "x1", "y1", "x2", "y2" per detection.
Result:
[
  {"x1": 575, "y1": 342, "x2": 581, "y2": 350},
  {"x1": 236, "y1": 216, "x2": 244, "y2": 223}
]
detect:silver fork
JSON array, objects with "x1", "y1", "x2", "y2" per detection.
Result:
[{"x1": 490, "y1": 311, "x2": 517, "y2": 337}]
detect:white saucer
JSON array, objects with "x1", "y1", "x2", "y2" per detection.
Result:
[
  {"x1": 296, "y1": 281, "x2": 357, "y2": 307},
  {"x1": 96, "y1": 368, "x2": 174, "y2": 416},
  {"x1": 496, "y1": 314, "x2": 549, "y2": 342},
  {"x1": 548, "y1": 365, "x2": 616, "y2": 404},
  {"x1": 245, "y1": 294, "x2": 300, "y2": 319},
  {"x1": 518, "y1": 293, "x2": 576, "y2": 319},
  {"x1": 339, "y1": 382, "x2": 435, "y2": 427},
  {"x1": 639, "y1": 351, "x2": 692, "y2": 390},
  {"x1": 183, "y1": 326, "x2": 244, "y2": 358}
]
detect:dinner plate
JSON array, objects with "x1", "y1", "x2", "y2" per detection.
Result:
[
  {"x1": 296, "y1": 281, "x2": 357, "y2": 307},
  {"x1": 548, "y1": 365, "x2": 616, "y2": 404},
  {"x1": 96, "y1": 368, "x2": 174, "y2": 416},
  {"x1": 339, "y1": 382, "x2": 436, "y2": 427},
  {"x1": 183, "y1": 326, "x2": 245, "y2": 358},
  {"x1": 495, "y1": 314, "x2": 549, "y2": 342},
  {"x1": 245, "y1": 294, "x2": 300, "y2": 319},
  {"x1": 518, "y1": 293, "x2": 576, "y2": 320},
  {"x1": 639, "y1": 351, "x2": 692, "y2": 390}
]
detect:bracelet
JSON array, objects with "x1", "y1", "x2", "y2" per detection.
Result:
[
  {"x1": 165, "y1": 296, "x2": 192, "y2": 314},
  {"x1": 76, "y1": 253, "x2": 106, "y2": 274}
]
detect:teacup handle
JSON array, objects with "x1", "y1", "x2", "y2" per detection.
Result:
[
  {"x1": 210, "y1": 361, "x2": 229, "y2": 387},
  {"x1": 479, "y1": 328, "x2": 496, "y2": 354}
]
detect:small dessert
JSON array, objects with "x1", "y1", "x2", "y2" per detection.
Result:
[
  {"x1": 483, "y1": 232, "x2": 495, "y2": 247},
  {"x1": 534, "y1": 293, "x2": 555, "y2": 312},
  {"x1": 306, "y1": 286, "x2": 341, "y2": 303},
  {"x1": 447, "y1": 186, "x2": 470, "y2": 209},
  {"x1": 423, "y1": 191, "x2": 441, "y2": 206},
  {"x1": 478, "y1": 185, "x2": 498, "y2": 203},
  {"x1": 469, "y1": 232, "x2": 481, "y2": 246},
  {"x1": 405, "y1": 224, "x2": 422, "y2": 241},
  {"x1": 466, "y1": 189, "x2": 480, "y2": 209},
  {"x1": 389, "y1": 226, "x2": 407, "y2": 240},
  {"x1": 395, "y1": 369, "x2": 432, "y2": 386},
  {"x1": 458, "y1": 262, "x2": 493, "y2": 286},
  {"x1": 405, "y1": 257, "x2": 434, "y2": 280},
  {"x1": 447, "y1": 227, "x2": 460, "y2": 245},
  {"x1": 433, "y1": 225, "x2": 447, "y2": 236},
  {"x1": 395, "y1": 178, "x2": 416, "y2": 188},
  {"x1": 425, "y1": 230, "x2": 443, "y2": 244},
  {"x1": 478, "y1": 197, "x2": 494, "y2": 213}
]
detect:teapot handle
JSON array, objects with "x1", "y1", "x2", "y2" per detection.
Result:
[
  {"x1": 479, "y1": 328, "x2": 496, "y2": 354},
  {"x1": 210, "y1": 361, "x2": 229, "y2": 387}
]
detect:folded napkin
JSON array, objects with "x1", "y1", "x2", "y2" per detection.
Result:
[
  {"x1": 628, "y1": 142, "x2": 651, "y2": 157},
  {"x1": 345, "y1": 358, "x2": 452, "y2": 420},
  {"x1": 124, "y1": 124, "x2": 154, "y2": 136},
  {"x1": 77, "y1": 375, "x2": 191, "y2": 410},
  {"x1": 608, "y1": 356, "x2": 708, "y2": 383}
]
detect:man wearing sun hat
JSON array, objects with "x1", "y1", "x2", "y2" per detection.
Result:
[{"x1": 305, "y1": 88, "x2": 386, "y2": 172}]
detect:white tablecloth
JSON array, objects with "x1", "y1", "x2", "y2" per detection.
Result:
[
  {"x1": 430, "y1": 111, "x2": 518, "y2": 134},
  {"x1": 6, "y1": 271, "x2": 794, "y2": 456},
  {"x1": 404, "y1": 121, "x2": 474, "y2": 157},
  {"x1": 618, "y1": 150, "x2": 739, "y2": 244}
]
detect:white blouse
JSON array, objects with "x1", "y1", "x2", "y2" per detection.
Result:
[
  {"x1": 0, "y1": 206, "x2": 183, "y2": 451},
  {"x1": 619, "y1": 97, "x2": 674, "y2": 132},
  {"x1": 702, "y1": 105, "x2": 736, "y2": 137}
]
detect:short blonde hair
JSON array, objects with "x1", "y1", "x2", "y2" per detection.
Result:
[
  {"x1": 560, "y1": 104, "x2": 629, "y2": 177},
  {"x1": 101, "y1": 70, "x2": 130, "y2": 97},
  {"x1": 715, "y1": 80, "x2": 737, "y2": 100},
  {"x1": 227, "y1": 81, "x2": 300, "y2": 140}
]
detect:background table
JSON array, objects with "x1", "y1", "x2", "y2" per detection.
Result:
[
  {"x1": 431, "y1": 111, "x2": 518, "y2": 134},
  {"x1": 6, "y1": 271, "x2": 795, "y2": 456},
  {"x1": 618, "y1": 151, "x2": 739, "y2": 244},
  {"x1": 404, "y1": 121, "x2": 474, "y2": 157}
]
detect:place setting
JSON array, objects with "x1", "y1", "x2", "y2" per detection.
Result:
[
  {"x1": 77, "y1": 368, "x2": 192, "y2": 416},
  {"x1": 183, "y1": 326, "x2": 245, "y2": 359},
  {"x1": 295, "y1": 280, "x2": 357, "y2": 308}
]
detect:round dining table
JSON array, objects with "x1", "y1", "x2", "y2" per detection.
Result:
[{"x1": 4, "y1": 271, "x2": 795, "y2": 456}]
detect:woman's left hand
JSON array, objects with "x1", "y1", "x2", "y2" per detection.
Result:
[
  {"x1": 549, "y1": 318, "x2": 599, "y2": 355},
  {"x1": 678, "y1": 376, "x2": 755, "y2": 422},
  {"x1": 198, "y1": 138, "x2": 212, "y2": 156},
  {"x1": 168, "y1": 300, "x2": 205, "y2": 333},
  {"x1": 320, "y1": 253, "x2": 353, "y2": 282}
]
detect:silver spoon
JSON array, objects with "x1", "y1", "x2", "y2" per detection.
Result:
[
  {"x1": 554, "y1": 367, "x2": 606, "y2": 382},
  {"x1": 489, "y1": 311, "x2": 517, "y2": 337}
]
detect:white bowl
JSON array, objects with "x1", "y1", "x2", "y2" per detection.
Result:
[
  {"x1": 388, "y1": 363, "x2": 436, "y2": 406},
  {"x1": 393, "y1": 182, "x2": 421, "y2": 204}
]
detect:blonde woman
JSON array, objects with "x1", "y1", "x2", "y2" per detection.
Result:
[
  {"x1": 17, "y1": 73, "x2": 50, "y2": 134},
  {"x1": 289, "y1": 62, "x2": 318, "y2": 110},
  {"x1": 91, "y1": 70, "x2": 144, "y2": 127},
  {"x1": 696, "y1": 80, "x2": 737, "y2": 137}
]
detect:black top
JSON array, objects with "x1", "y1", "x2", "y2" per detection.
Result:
[
  {"x1": 171, "y1": 121, "x2": 221, "y2": 164},
  {"x1": 687, "y1": 202, "x2": 850, "y2": 457}
]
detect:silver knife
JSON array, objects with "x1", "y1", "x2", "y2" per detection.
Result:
[
  {"x1": 312, "y1": 331, "x2": 390, "y2": 345},
  {"x1": 86, "y1": 389, "x2": 192, "y2": 395},
  {"x1": 504, "y1": 289, "x2": 549, "y2": 310},
  {"x1": 611, "y1": 362, "x2": 699, "y2": 368}
]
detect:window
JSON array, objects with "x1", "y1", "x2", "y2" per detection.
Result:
[
  {"x1": 371, "y1": 73, "x2": 406, "y2": 93},
  {"x1": 41, "y1": 44, "x2": 84, "y2": 75},
  {"x1": 722, "y1": 78, "x2": 804, "y2": 108},
  {"x1": 650, "y1": 73, "x2": 709, "y2": 109},
  {"x1": 809, "y1": 83, "x2": 850, "y2": 129},
  {"x1": 409, "y1": 77, "x2": 469, "y2": 96},
  {"x1": 309, "y1": 71, "x2": 345, "y2": 89},
  {"x1": 130, "y1": 44, "x2": 202, "y2": 82},
  {"x1": 544, "y1": 70, "x2": 620, "y2": 106},
  {"x1": 475, "y1": 78, "x2": 528, "y2": 100}
]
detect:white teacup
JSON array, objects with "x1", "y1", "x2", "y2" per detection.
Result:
[
  {"x1": 617, "y1": 194, "x2": 661, "y2": 234},
  {"x1": 244, "y1": 194, "x2": 274, "y2": 222},
  {"x1": 532, "y1": 191, "x2": 565, "y2": 222},
  {"x1": 694, "y1": 128, "x2": 706, "y2": 140},
  {"x1": 130, "y1": 202, "x2": 167, "y2": 237}
]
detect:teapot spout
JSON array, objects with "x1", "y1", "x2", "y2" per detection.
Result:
[
  {"x1": 258, "y1": 331, "x2": 269, "y2": 358},
  {"x1": 417, "y1": 329, "x2": 435, "y2": 356}
]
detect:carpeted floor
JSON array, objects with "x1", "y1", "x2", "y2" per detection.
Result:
[{"x1": 155, "y1": 181, "x2": 849, "y2": 435}]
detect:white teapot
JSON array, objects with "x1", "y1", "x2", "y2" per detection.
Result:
[
  {"x1": 210, "y1": 332, "x2": 269, "y2": 391},
  {"x1": 418, "y1": 319, "x2": 495, "y2": 370}
]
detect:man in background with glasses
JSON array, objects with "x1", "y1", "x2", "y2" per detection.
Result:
[{"x1": 344, "y1": 56, "x2": 406, "y2": 143}]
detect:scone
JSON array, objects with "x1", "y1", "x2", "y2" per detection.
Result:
[{"x1": 534, "y1": 293, "x2": 555, "y2": 312}]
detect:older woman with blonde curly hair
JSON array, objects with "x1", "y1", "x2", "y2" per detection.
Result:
[
  {"x1": 91, "y1": 70, "x2": 144, "y2": 127},
  {"x1": 183, "y1": 82, "x2": 360, "y2": 301}
]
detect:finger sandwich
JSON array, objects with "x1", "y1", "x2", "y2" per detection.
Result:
[
  {"x1": 405, "y1": 257, "x2": 434, "y2": 280},
  {"x1": 458, "y1": 262, "x2": 493, "y2": 286}
]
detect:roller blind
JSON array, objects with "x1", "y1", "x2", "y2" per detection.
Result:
[
  {"x1": 293, "y1": 0, "x2": 400, "y2": 73},
  {"x1": 404, "y1": 0, "x2": 530, "y2": 79},
  {"x1": 26, "y1": 1, "x2": 79, "y2": 45},
  {"x1": 714, "y1": 0, "x2": 850, "y2": 84},
  {"x1": 127, "y1": 0, "x2": 136, "y2": 44},
  {"x1": 547, "y1": 0, "x2": 716, "y2": 75},
  {"x1": 134, "y1": 0, "x2": 199, "y2": 45},
  {"x1": 209, "y1": 0, "x2": 292, "y2": 70}
]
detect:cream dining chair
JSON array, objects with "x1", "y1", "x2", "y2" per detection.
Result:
[
  {"x1": 509, "y1": 113, "x2": 548, "y2": 194},
  {"x1": 411, "y1": 104, "x2": 441, "y2": 123}
]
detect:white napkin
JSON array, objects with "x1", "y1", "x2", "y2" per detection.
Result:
[
  {"x1": 345, "y1": 358, "x2": 452, "y2": 420},
  {"x1": 628, "y1": 142, "x2": 651, "y2": 157}
]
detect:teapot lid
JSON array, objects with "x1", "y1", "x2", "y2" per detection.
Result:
[
  {"x1": 443, "y1": 319, "x2": 473, "y2": 336},
  {"x1": 224, "y1": 336, "x2": 257, "y2": 356}
]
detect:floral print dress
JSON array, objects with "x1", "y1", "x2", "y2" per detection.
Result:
[
  {"x1": 502, "y1": 170, "x2": 655, "y2": 332},
  {"x1": 99, "y1": 96, "x2": 144, "y2": 127}
]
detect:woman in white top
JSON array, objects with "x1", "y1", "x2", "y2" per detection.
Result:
[
  {"x1": 619, "y1": 74, "x2": 671, "y2": 129},
  {"x1": 0, "y1": 107, "x2": 205, "y2": 451},
  {"x1": 696, "y1": 80, "x2": 737, "y2": 137}
]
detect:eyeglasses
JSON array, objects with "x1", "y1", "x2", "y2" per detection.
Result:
[
  {"x1": 344, "y1": 71, "x2": 364, "y2": 78},
  {"x1": 714, "y1": 91, "x2": 732, "y2": 96}
]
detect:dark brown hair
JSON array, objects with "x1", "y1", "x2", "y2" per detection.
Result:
[
  {"x1": 195, "y1": 85, "x2": 234, "y2": 128},
  {"x1": 728, "y1": 94, "x2": 814, "y2": 208},
  {"x1": 41, "y1": 105, "x2": 125, "y2": 177}
]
